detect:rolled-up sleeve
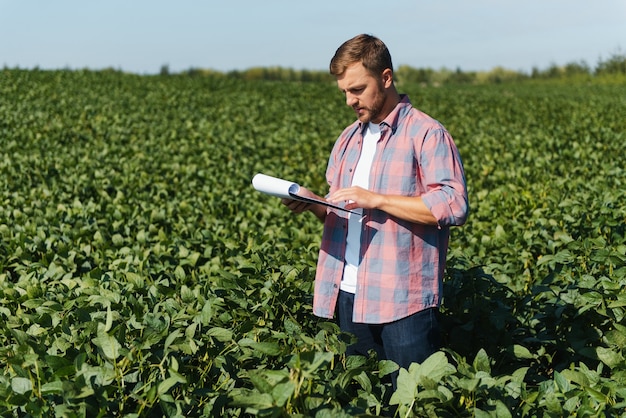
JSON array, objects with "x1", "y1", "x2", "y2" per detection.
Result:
[{"x1": 419, "y1": 128, "x2": 469, "y2": 227}]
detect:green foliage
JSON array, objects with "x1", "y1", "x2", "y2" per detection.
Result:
[
  {"x1": 394, "y1": 53, "x2": 626, "y2": 86},
  {"x1": 595, "y1": 50, "x2": 626, "y2": 76},
  {"x1": 170, "y1": 52, "x2": 626, "y2": 85},
  {"x1": 0, "y1": 69, "x2": 625, "y2": 416}
]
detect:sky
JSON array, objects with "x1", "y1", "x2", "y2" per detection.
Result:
[{"x1": 1, "y1": 0, "x2": 624, "y2": 75}]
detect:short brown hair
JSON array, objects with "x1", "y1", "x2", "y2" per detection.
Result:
[{"x1": 329, "y1": 34, "x2": 393, "y2": 77}]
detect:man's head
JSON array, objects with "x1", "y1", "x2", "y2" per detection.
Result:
[
  {"x1": 330, "y1": 34, "x2": 399, "y2": 124},
  {"x1": 329, "y1": 34, "x2": 393, "y2": 78}
]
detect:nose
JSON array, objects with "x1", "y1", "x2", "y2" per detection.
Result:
[{"x1": 345, "y1": 92, "x2": 357, "y2": 107}]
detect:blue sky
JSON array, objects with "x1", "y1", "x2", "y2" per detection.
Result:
[{"x1": 1, "y1": 0, "x2": 624, "y2": 74}]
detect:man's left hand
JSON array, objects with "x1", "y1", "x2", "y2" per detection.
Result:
[{"x1": 327, "y1": 186, "x2": 383, "y2": 210}]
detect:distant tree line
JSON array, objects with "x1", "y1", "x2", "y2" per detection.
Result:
[
  {"x1": 182, "y1": 66, "x2": 334, "y2": 83},
  {"x1": 177, "y1": 50, "x2": 626, "y2": 85}
]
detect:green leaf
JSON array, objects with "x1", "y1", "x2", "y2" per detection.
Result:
[
  {"x1": 239, "y1": 338, "x2": 282, "y2": 356},
  {"x1": 40, "y1": 381, "x2": 65, "y2": 395},
  {"x1": 554, "y1": 371, "x2": 570, "y2": 393},
  {"x1": 560, "y1": 369, "x2": 590, "y2": 387},
  {"x1": 207, "y1": 327, "x2": 233, "y2": 342},
  {"x1": 412, "y1": 351, "x2": 455, "y2": 384},
  {"x1": 92, "y1": 326, "x2": 122, "y2": 361},
  {"x1": 607, "y1": 294, "x2": 626, "y2": 308},
  {"x1": 511, "y1": 367, "x2": 529, "y2": 383},
  {"x1": 199, "y1": 300, "x2": 213, "y2": 325},
  {"x1": 158, "y1": 375, "x2": 185, "y2": 395},
  {"x1": 11, "y1": 377, "x2": 32, "y2": 395},
  {"x1": 604, "y1": 323, "x2": 626, "y2": 348},
  {"x1": 389, "y1": 368, "x2": 417, "y2": 406},
  {"x1": 512, "y1": 344, "x2": 534, "y2": 359},
  {"x1": 458, "y1": 377, "x2": 480, "y2": 392},
  {"x1": 247, "y1": 370, "x2": 273, "y2": 393},
  {"x1": 473, "y1": 348, "x2": 491, "y2": 373},
  {"x1": 230, "y1": 388, "x2": 274, "y2": 409},
  {"x1": 353, "y1": 371, "x2": 372, "y2": 392},
  {"x1": 283, "y1": 317, "x2": 301, "y2": 335},
  {"x1": 174, "y1": 265, "x2": 186, "y2": 280},
  {"x1": 596, "y1": 346, "x2": 624, "y2": 368},
  {"x1": 271, "y1": 381, "x2": 295, "y2": 407},
  {"x1": 494, "y1": 400, "x2": 513, "y2": 418},
  {"x1": 164, "y1": 328, "x2": 182, "y2": 352},
  {"x1": 378, "y1": 359, "x2": 399, "y2": 377}
]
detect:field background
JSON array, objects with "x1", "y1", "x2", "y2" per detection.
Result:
[{"x1": 0, "y1": 69, "x2": 625, "y2": 416}]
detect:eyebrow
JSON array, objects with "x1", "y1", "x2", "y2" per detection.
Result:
[{"x1": 340, "y1": 84, "x2": 366, "y2": 93}]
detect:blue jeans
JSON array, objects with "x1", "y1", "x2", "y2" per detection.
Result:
[{"x1": 337, "y1": 291, "x2": 441, "y2": 380}]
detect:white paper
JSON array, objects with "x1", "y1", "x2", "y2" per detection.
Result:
[{"x1": 251, "y1": 173, "x2": 300, "y2": 199}]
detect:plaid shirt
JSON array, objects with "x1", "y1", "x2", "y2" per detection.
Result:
[{"x1": 313, "y1": 95, "x2": 468, "y2": 324}]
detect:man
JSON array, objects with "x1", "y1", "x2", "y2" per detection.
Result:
[{"x1": 282, "y1": 34, "x2": 468, "y2": 374}]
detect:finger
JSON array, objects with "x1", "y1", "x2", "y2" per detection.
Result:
[
  {"x1": 329, "y1": 193, "x2": 355, "y2": 204},
  {"x1": 283, "y1": 199, "x2": 310, "y2": 213},
  {"x1": 327, "y1": 190, "x2": 348, "y2": 202},
  {"x1": 293, "y1": 202, "x2": 310, "y2": 213}
]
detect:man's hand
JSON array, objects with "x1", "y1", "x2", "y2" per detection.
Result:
[
  {"x1": 280, "y1": 197, "x2": 311, "y2": 214},
  {"x1": 327, "y1": 186, "x2": 383, "y2": 211},
  {"x1": 280, "y1": 187, "x2": 327, "y2": 222},
  {"x1": 328, "y1": 186, "x2": 438, "y2": 225}
]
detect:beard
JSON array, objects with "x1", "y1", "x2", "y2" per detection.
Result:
[{"x1": 355, "y1": 83, "x2": 386, "y2": 124}]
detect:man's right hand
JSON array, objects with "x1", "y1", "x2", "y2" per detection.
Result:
[
  {"x1": 280, "y1": 187, "x2": 327, "y2": 222},
  {"x1": 281, "y1": 197, "x2": 311, "y2": 214}
]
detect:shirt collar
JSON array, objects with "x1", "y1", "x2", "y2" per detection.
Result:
[{"x1": 358, "y1": 94, "x2": 411, "y2": 136}]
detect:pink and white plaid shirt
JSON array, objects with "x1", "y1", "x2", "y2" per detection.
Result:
[{"x1": 313, "y1": 95, "x2": 469, "y2": 324}]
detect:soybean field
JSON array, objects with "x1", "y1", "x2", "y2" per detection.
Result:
[{"x1": 1, "y1": 69, "x2": 625, "y2": 416}]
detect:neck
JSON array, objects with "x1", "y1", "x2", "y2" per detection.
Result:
[{"x1": 377, "y1": 87, "x2": 401, "y2": 123}]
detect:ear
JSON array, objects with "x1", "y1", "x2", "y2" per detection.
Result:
[{"x1": 381, "y1": 68, "x2": 393, "y2": 88}]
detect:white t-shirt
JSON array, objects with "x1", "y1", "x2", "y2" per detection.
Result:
[{"x1": 340, "y1": 122, "x2": 381, "y2": 293}]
